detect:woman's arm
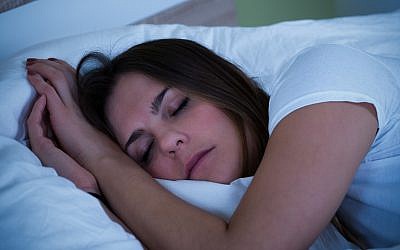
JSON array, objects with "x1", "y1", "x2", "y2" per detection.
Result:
[
  {"x1": 86, "y1": 102, "x2": 377, "y2": 250},
  {"x1": 228, "y1": 102, "x2": 377, "y2": 249},
  {"x1": 26, "y1": 62, "x2": 132, "y2": 234},
  {"x1": 27, "y1": 59, "x2": 377, "y2": 249}
]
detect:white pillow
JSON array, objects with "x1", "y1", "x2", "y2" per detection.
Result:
[
  {"x1": 0, "y1": 10, "x2": 399, "y2": 250},
  {"x1": 1, "y1": 9, "x2": 399, "y2": 141}
]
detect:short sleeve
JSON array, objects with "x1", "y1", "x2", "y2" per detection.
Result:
[{"x1": 268, "y1": 44, "x2": 399, "y2": 139}]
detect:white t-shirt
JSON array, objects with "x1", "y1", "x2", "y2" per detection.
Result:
[{"x1": 267, "y1": 44, "x2": 400, "y2": 248}]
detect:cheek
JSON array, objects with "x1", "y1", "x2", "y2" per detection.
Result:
[
  {"x1": 146, "y1": 157, "x2": 185, "y2": 180},
  {"x1": 202, "y1": 108, "x2": 241, "y2": 146},
  {"x1": 194, "y1": 105, "x2": 244, "y2": 175},
  {"x1": 188, "y1": 105, "x2": 230, "y2": 132}
]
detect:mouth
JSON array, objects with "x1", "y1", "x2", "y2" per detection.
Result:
[{"x1": 185, "y1": 146, "x2": 215, "y2": 179}]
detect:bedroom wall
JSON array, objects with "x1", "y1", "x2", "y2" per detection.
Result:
[
  {"x1": 235, "y1": 0, "x2": 400, "y2": 26},
  {"x1": 0, "y1": 0, "x2": 187, "y2": 62},
  {"x1": 334, "y1": 0, "x2": 400, "y2": 16},
  {"x1": 135, "y1": 0, "x2": 237, "y2": 26},
  {"x1": 235, "y1": 0, "x2": 334, "y2": 26},
  {"x1": 2, "y1": 0, "x2": 400, "y2": 62}
]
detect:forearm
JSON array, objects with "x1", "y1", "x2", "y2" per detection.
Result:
[{"x1": 93, "y1": 154, "x2": 230, "y2": 250}]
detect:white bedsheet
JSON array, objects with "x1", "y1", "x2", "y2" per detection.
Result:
[
  {"x1": 0, "y1": 9, "x2": 399, "y2": 250},
  {"x1": 0, "y1": 136, "x2": 357, "y2": 250}
]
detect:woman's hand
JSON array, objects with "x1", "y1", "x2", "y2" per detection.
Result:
[
  {"x1": 26, "y1": 58, "x2": 86, "y2": 155},
  {"x1": 27, "y1": 95, "x2": 100, "y2": 194},
  {"x1": 26, "y1": 58, "x2": 120, "y2": 168},
  {"x1": 27, "y1": 95, "x2": 135, "y2": 233}
]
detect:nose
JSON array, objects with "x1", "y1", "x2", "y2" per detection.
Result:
[{"x1": 157, "y1": 129, "x2": 188, "y2": 157}]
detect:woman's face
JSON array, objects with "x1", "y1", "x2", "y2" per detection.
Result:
[{"x1": 105, "y1": 73, "x2": 243, "y2": 184}]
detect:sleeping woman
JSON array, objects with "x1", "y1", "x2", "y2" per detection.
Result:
[{"x1": 25, "y1": 39, "x2": 400, "y2": 249}]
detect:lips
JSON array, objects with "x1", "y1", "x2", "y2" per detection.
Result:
[{"x1": 185, "y1": 146, "x2": 215, "y2": 179}]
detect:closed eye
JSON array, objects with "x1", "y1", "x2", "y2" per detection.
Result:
[
  {"x1": 171, "y1": 97, "x2": 189, "y2": 116},
  {"x1": 141, "y1": 139, "x2": 154, "y2": 165}
]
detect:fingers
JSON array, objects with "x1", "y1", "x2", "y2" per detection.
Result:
[
  {"x1": 48, "y1": 58, "x2": 76, "y2": 75},
  {"x1": 31, "y1": 58, "x2": 76, "y2": 77},
  {"x1": 27, "y1": 95, "x2": 46, "y2": 138},
  {"x1": 27, "y1": 72, "x2": 66, "y2": 117},
  {"x1": 27, "y1": 95, "x2": 54, "y2": 154},
  {"x1": 26, "y1": 58, "x2": 77, "y2": 106}
]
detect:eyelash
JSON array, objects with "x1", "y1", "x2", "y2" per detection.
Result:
[
  {"x1": 141, "y1": 97, "x2": 190, "y2": 165},
  {"x1": 141, "y1": 139, "x2": 154, "y2": 165},
  {"x1": 171, "y1": 97, "x2": 189, "y2": 117}
]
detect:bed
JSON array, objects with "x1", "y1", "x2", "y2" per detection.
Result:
[{"x1": 0, "y1": 9, "x2": 399, "y2": 250}]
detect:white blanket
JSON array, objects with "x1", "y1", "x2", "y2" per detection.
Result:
[{"x1": 0, "y1": 9, "x2": 399, "y2": 250}]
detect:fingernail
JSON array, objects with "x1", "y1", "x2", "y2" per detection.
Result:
[{"x1": 26, "y1": 59, "x2": 37, "y2": 66}]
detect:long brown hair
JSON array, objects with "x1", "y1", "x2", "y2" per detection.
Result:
[{"x1": 76, "y1": 39, "x2": 269, "y2": 176}]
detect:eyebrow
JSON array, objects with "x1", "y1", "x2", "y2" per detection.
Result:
[
  {"x1": 124, "y1": 87, "x2": 169, "y2": 152},
  {"x1": 124, "y1": 129, "x2": 144, "y2": 152},
  {"x1": 151, "y1": 87, "x2": 170, "y2": 115}
]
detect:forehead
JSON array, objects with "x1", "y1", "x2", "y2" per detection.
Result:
[{"x1": 105, "y1": 73, "x2": 165, "y2": 144}]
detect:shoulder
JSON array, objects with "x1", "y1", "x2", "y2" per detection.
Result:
[
  {"x1": 268, "y1": 44, "x2": 397, "y2": 135},
  {"x1": 289, "y1": 44, "x2": 375, "y2": 64},
  {"x1": 272, "y1": 44, "x2": 392, "y2": 92}
]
